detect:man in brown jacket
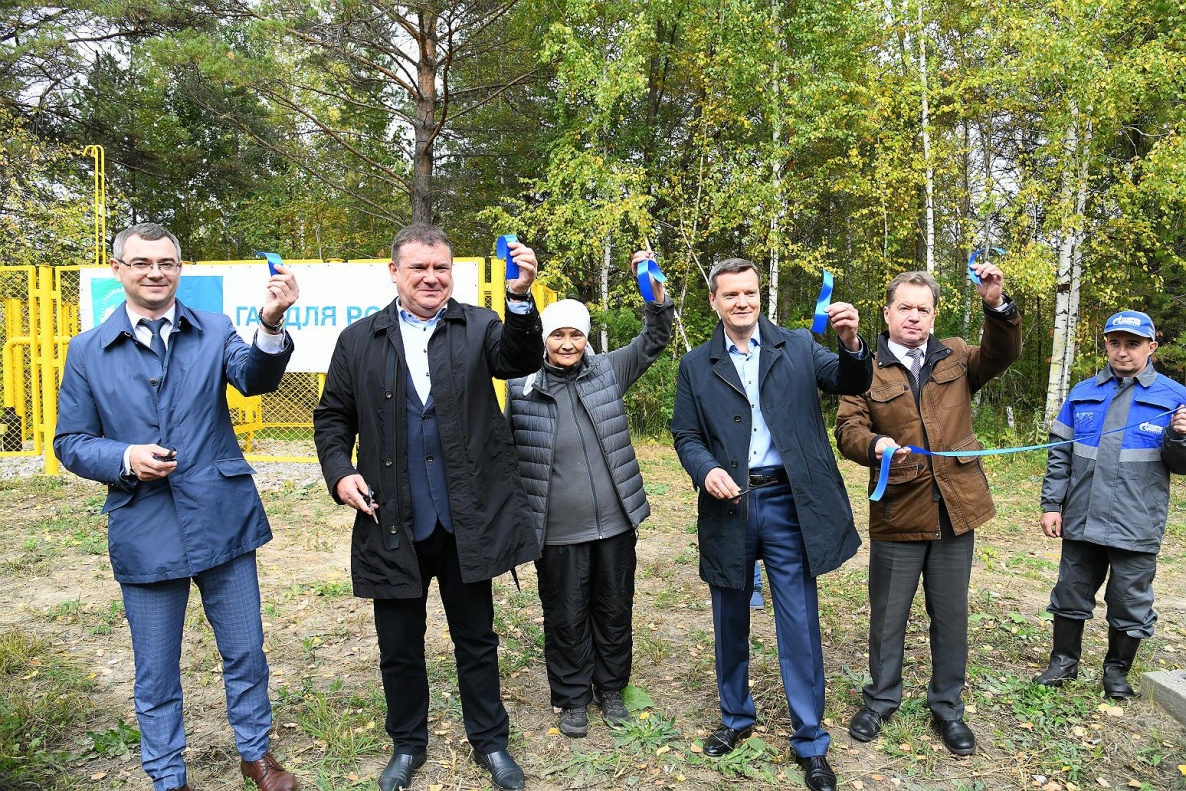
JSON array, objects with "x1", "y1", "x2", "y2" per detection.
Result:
[{"x1": 834, "y1": 267, "x2": 1020, "y2": 756}]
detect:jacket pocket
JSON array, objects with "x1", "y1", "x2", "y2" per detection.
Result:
[
  {"x1": 101, "y1": 488, "x2": 134, "y2": 515},
  {"x1": 929, "y1": 361, "x2": 968, "y2": 404},
  {"x1": 868, "y1": 382, "x2": 910, "y2": 404},
  {"x1": 213, "y1": 458, "x2": 257, "y2": 477},
  {"x1": 887, "y1": 460, "x2": 924, "y2": 485},
  {"x1": 951, "y1": 434, "x2": 984, "y2": 464}
]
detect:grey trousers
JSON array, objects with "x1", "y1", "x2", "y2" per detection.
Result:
[
  {"x1": 863, "y1": 513, "x2": 974, "y2": 721},
  {"x1": 1048, "y1": 538, "x2": 1158, "y2": 639}
]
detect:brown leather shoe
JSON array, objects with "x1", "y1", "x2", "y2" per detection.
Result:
[{"x1": 240, "y1": 752, "x2": 298, "y2": 791}]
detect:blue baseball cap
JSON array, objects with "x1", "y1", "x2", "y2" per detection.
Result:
[{"x1": 1103, "y1": 310, "x2": 1156, "y2": 340}]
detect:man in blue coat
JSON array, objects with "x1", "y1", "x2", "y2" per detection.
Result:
[
  {"x1": 673, "y1": 258, "x2": 871, "y2": 791},
  {"x1": 55, "y1": 223, "x2": 300, "y2": 791}
]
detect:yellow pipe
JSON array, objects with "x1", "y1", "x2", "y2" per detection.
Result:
[
  {"x1": 36, "y1": 268, "x2": 58, "y2": 473},
  {"x1": 82, "y1": 145, "x2": 106, "y2": 268}
]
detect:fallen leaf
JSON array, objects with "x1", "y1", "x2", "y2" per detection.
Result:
[
  {"x1": 1106, "y1": 706, "x2": 1124, "y2": 718},
  {"x1": 852, "y1": 782, "x2": 864, "y2": 790},
  {"x1": 656, "y1": 746, "x2": 670, "y2": 756},
  {"x1": 547, "y1": 727, "x2": 559, "y2": 736},
  {"x1": 90, "y1": 772, "x2": 107, "y2": 781},
  {"x1": 689, "y1": 743, "x2": 703, "y2": 753},
  {"x1": 1096, "y1": 779, "x2": 1111, "y2": 788},
  {"x1": 1127, "y1": 781, "x2": 1142, "y2": 788}
]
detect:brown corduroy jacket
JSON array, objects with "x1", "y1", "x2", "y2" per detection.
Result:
[{"x1": 835, "y1": 304, "x2": 1022, "y2": 541}]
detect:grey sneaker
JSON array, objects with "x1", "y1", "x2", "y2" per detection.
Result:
[
  {"x1": 558, "y1": 705, "x2": 589, "y2": 737},
  {"x1": 595, "y1": 689, "x2": 631, "y2": 727}
]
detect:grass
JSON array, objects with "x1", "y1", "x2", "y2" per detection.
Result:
[
  {"x1": 0, "y1": 629, "x2": 92, "y2": 789},
  {"x1": 1, "y1": 443, "x2": 1185, "y2": 788}
]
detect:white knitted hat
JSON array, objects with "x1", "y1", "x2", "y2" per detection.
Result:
[{"x1": 541, "y1": 299, "x2": 591, "y2": 338}]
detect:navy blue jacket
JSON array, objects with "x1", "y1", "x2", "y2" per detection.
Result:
[
  {"x1": 54, "y1": 301, "x2": 293, "y2": 583},
  {"x1": 672, "y1": 315, "x2": 872, "y2": 587}
]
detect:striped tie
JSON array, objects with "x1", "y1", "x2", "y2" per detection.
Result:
[{"x1": 906, "y1": 347, "x2": 923, "y2": 382}]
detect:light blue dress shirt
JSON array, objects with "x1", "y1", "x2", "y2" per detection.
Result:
[
  {"x1": 727, "y1": 325, "x2": 784, "y2": 469},
  {"x1": 397, "y1": 300, "x2": 447, "y2": 405},
  {"x1": 398, "y1": 295, "x2": 532, "y2": 404}
]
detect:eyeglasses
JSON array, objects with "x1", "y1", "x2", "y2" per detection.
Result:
[{"x1": 116, "y1": 258, "x2": 181, "y2": 273}]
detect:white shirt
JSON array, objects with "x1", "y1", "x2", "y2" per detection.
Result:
[{"x1": 397, "y1": 299, "x2": 446, "y2": 405}]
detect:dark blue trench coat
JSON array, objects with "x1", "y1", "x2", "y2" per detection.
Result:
[{"x1": 672, "y1": 315, "x2": 872, "y2": 588}]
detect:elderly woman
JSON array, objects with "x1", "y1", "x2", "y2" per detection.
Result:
[{"x1": 506, "y1": 252, "x2": 674, "y2": 737}]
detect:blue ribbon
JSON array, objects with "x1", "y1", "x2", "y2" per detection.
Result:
[
  {"x1": 496, "y1": 234, "x2": 519, "y2": 281},
  {"x1": 870, "y1": 407, "x2": 1181, "y2": 501},
  {"x1": 967, "y1": 247, "x2": 1005, "y2": 285},
  {"x1": 255, "y1": 252, "x2": 283, "y2": 276},
  {"x1": 636, "y1": 255, "x2": 667, "y2": 303},
  {"x1": 811, "y1": 270, "x2": 834, "y2": 334}
]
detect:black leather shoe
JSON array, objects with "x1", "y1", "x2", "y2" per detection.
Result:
[
  {"x1": 796, "y1": 755, "x2": 837, "y2": 791},
  {"x1": 702, "y1": 724, "x2": 752, "y2": 757},
  {"x1": 378, "y1": 751, "x2": 426, "y2": 791},
  {"x1": 847, "y1": 708, "x2": 887, "y2": 742},
  {"x1": 933, "y1": 718, "x2": 976, "y2": 756},
  {"x1": 473, "y1": 749, "x2": 525, "y2": 790}
]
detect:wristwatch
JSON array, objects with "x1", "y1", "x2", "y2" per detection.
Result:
[
  {"x1": 505, "y1": 289, "x2": 531, "y2": 302},
  {"x1": 258, "y1": 308, "x2": 285, "y2": 333}
]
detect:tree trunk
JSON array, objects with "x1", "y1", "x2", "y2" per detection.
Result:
[
  {"x1": 412, "y1": 11, "x2": 439, "y2": 225},
  {"x1": 918, "y1": 0, "x2": 935, "y2": 273},
  {"x1": 768, "y1": 0, "x2": 782, "y2": 323},
  {"x1": 601, "y1": 236, "x2": 611, "y2": 353},
  {"x1": 1044, "y1": 111, "x2": 1088, "y2": 421}
]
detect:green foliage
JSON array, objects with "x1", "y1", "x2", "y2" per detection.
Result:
[
  {"x1": 0, "y1": 630, "x2": 92, "y2": 786},
  {"x1": 87, "y1": 719, "x2": 140, "y2": 758}
]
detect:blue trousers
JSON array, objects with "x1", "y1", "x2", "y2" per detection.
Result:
[
  {"x1": 120, "y1": 551, "x2": 272, "y2": 791},
  {"x1": 709, "y1": 481, "x2": 830, "y2": 758}
]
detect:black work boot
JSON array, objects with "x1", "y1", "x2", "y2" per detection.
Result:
[
  {"x1": 1101, "y1": 626, "x2": 1141, "y2": 699},
  {"x1": 1033, "y1": 616, "x2": 1084, "y2": 687}
]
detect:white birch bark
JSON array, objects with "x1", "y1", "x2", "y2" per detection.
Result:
[
  {"x1": 919, "y1": 0, "x2": 935, "y2": 273},
  {"x1": 600, "y1": 236, "x2": 610, "y2": 353},
  {"x1": 768, "y1": 0, "x2": 781, "y2": 322},
  {"x1": 1044, "y1": 110, "x2": 1089, "y2": 421}
]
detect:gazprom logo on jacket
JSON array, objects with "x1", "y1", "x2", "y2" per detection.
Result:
[{"x1": 1139, "y1": 421, "x2": 1165, "y2": 436}]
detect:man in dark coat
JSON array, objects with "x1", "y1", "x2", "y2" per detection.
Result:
[
  {"x1": 313, "y1": 224, "x2": 543, "y2": 791},
  {"x1": 672, "y1": 258, "x2": 871, "y2": 791}
]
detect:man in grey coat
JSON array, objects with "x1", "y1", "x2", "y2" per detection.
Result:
[{"x1": 506, "y1": 251, "x2": 673, "y2": 738}]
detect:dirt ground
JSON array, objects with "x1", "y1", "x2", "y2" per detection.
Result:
[{"x1": 2, "y1": 441, "x2": 1185, "y2": 790}]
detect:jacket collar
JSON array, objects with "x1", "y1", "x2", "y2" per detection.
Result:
[
  {"x1": 373, "y1": 297, "x2": 467, "y2": 335},
  {"x1": 875, "y1": 331, "x2": 952, "y2": 368},
  {"x1": 707, "y1": 314, "x2": 786, "y2": 363},
  {"x1": 1096, "y1": 362, "x2": 1158, "y2": 388},
  {"x1": 99, "y1": 299, "x2": 203, "y2": 349}
]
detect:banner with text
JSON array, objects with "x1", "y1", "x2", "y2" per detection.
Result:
[{"x1": 79, "y1": 261, "x2": 482, "y2": 373}]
